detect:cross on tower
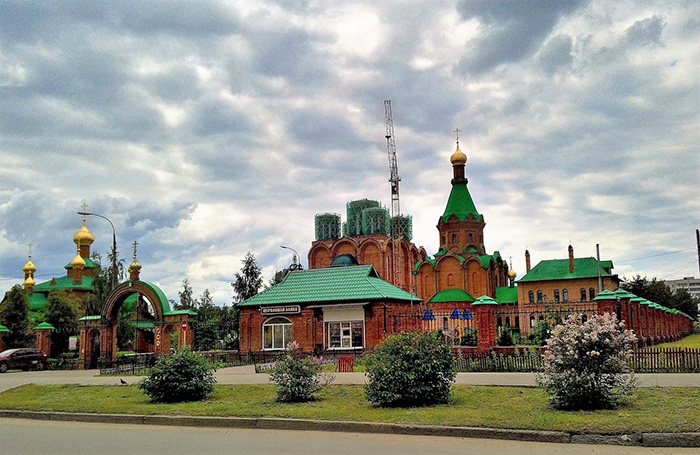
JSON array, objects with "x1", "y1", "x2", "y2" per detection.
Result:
[
  {"x1": 28, "y1": 242, "x2": 33, "y2": 258},
  {"x1": 132, "y1": 240, "x2": 139, "y2": 258},
  {"x1": 453, "y1": 128, "x2": 462, "y2": 145}
]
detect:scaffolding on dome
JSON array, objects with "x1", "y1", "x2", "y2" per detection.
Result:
[
  {"x1": 361, "y1": 207, "x2": 390, "y2": 236},
  {"x1": 390, "y1": 215, "x2": 413, "y2": 241},
  {"x1": 345, "y1": 199, "x2": 380, "y2": 237},
  {"x1": 314, "y1": 213, "x2": 341, "y2": 241}
]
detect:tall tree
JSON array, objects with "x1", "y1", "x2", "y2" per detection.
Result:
[
  {"x1": 46, "y1": 290, "x2": 80, "y2": 355},
  {"x1": 231, "y1": 252, "x2": 263, "y2": 303},
  {"x1": 0, "y1": 285, "x2": 32, "y2": 348},
  {"x1": 175, "y1": 278, "x2": 197, "y2": 310},
  {"x1": 85, "y1": 252, "x2": 126, "y2": 316}
]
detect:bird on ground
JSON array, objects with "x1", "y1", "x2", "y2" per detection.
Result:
[{"x1": 120, "y1": 378, "x2": 127, "y2": 385}]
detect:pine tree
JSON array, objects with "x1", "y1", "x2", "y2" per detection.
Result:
[{"x1": 231, "y1": 252, "x2": 263, "y2": 303}]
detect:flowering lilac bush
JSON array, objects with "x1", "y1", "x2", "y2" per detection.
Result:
[
  {"x1": 536, "y1": 313, "x2": 638, "y2": 410},
  {"x1": 269, "y1": 341, "x2": 332, "y2": 402}
]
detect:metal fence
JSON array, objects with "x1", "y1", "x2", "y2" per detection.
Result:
[{"x1": 389, "y1": 309, "x2": 478, "y2": 346}]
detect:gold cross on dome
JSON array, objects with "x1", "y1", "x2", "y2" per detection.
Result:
[
  {"x1": 28, "y1": 242, "x2": 33, "y2": 257},
  {"x1": 81, "y1": 203, "x2": 88, "y2": 211},
  {"x1": 132, "y1": 240, "x2": 139, "y2": 257},
  {"x1": 453, "y1": 128, "x2": 462, "y2": 142}
]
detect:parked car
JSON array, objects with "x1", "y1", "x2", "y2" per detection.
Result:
[{"x1": 0, "y1": 348, "x2": 48, "y2": 373}]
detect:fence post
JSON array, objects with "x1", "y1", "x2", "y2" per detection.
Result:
[
  {"x1": 34, "y1": 322, "x2": 55, "y2": 357},
  {"x1": 473, "y1": 296, "x2": 498, "y2": 354}
]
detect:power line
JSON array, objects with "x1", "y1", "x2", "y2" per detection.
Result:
[{"x1": 616, "y1": 247, "x2": 695, "y2": 264}]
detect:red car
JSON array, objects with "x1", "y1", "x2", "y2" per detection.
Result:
[{"x1": 0, "y1": 348, "x2": 47, "y2": 372}]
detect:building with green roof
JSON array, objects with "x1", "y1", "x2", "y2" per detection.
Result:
[{"x1": 238, "y1": 264, "x2": 420, "y2": 353}]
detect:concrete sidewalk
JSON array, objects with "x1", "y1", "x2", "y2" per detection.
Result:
[{"x1": 0, "y1": 366, "x2": 698, "y2": 391}]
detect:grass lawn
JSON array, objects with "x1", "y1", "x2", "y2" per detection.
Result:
[
  {"x1": 1, "y1": 384, "x2": 699, "y2": 434},
  {"x1": 654, "y1": 334, "x2": 700, "y2": 349}
]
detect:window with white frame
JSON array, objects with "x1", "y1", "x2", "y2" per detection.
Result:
[
  {"x1": 262, "y1": 317, "x2": 292, "y2": 350},
  {"x1": 327, "y1": 321, "x2": 363, "y2": 349}
]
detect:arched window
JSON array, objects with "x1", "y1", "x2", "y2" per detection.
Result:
[
  {"x1": 515, "y1": 316, "x2": 520, "y2": 328},
  {"x1": 582, "y1": 315, "x2": 588, "y2": 324},
  {"x1": 580, "y1": 288, "x2": 587, "y2": 302},
  {"x1": 441, "y1": 236, "x2": 446, "y2": 245},
  {"x1": 537, "y1": 290, "x2": 543, "y2": 302},
  {"x1": 530, "y1": 315, "x2": 536, "y2": 327},
  {"x1": 562, "y1": 289, "x2": 569, "y2": 302},
  {"x1": 468, "y1": 233, "x2": 473, "y2": 242},
  {"x1": 528, "y1": 290, "x2": 534, "y2": 304},
  {"x1": 447, "y1": 273, "x2": 455, "y2": 286},
  {"x1": 589, "y1": 287, "x2": 596, "y2": 300},
  {"x1": 553, "y1": 289, "x2": 560, "y2": 302},
  {"x1": 497, "y1": 317, "x2": 503, "y2": 327},
  {"x1": 442, "y1": 317, "x2": 449, "y2": 331},
  {"x1": 451, "y1": 233, "x2": 458, "y2": 243},
  {"x1": 263, "y1": 317, "x2": 292, "y2": 351},
  {"x1": 505, "y1": 316, "x2": 511, "y2": 327}
]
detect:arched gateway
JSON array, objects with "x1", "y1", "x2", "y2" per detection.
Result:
[{"x1": 78, "y1": 249, "x2": 196, "y2": 368}]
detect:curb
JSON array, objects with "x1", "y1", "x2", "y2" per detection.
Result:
[{"x1": 0, "y1": 410, "x2": 698, "y2": 447}]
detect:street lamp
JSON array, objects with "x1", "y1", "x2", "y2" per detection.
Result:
[
  {"x1": 280, "y1": 245, "x2": 303, "y2": 271},
  {"x1": 78, "y1": 211, "x2": 118, "y2": 289}
]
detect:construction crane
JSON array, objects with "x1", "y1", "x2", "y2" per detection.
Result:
[
  {"x1": 384, "y1": 100, "x2": 401, "y2": 218},
  {"x1": 384, "y1": 100, "x2": 402, "y2": 290}
]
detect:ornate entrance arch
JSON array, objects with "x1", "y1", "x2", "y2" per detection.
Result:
[{"x1": 79, "y1": 280, "x2": 196, "y2": 367}]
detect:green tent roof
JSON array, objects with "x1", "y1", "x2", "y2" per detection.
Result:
[
  {"x1": 64, "y1": 257, "x2": 98, "y2": 269},
  {"x1": 33, "y1": 275, "x2": 94, "y2": 293},
  {"x1": 34, "y1": 322, "x2": 55, "y2": 330},
  {"x1": 517, "y1": 257, "x2": 614, "y2": 283},
  {"x1": 428, "y1": 288, "x2": 475, "y2": 303},
  {"x1": 239, "y1": 265, "x2": 419, "y2": 307},
  {"x1": 441, "y1": 183, "x2": 483, "y2": 222},
  {"x1": 495, "y1": 286, "x2": 518, "y2": 304}
]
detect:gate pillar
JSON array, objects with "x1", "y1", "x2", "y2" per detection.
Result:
[{"x1": 473, "y1": 296, "x2": 498, "y2": 354}]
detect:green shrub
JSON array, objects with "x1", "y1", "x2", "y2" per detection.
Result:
[
  {"x1": 459, "y1": 328, "x2": 478, "y2": 346},
  {"x1": 536, "y1": 313, "x2": 638, "y2": 410},
  {"x1": 268, "y1": 341, "x2": 331, "y2": 402},
  {"x1": 138, "y1": 349, "x2": 217, "y2": 403},
  {"x1": 497, "y1": 327, "x2": 515, "y2": 346},
  {"x1": 364, "y1": 331, "x2": 455, "y2": 407},
  {"x1": 528, "y1": 321, "x2": 552, "y2": 346}
]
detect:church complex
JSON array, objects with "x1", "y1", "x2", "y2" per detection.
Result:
[{"x1": 1, "y1": 138, "x2": 694, "y2": 360}]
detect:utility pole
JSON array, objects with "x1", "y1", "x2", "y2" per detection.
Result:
[{"x1": 696, "y1": 229, "x2": 699, "y2": 276}]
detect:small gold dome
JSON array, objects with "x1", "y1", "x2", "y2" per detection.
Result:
[
  {"x1": 508, "y1": 268, "x2": 517, "y2": 280},
  {"x1": 450, "y1": 144, "x2": 467, "y2": 166},
  {"x1": 71, "y1": 253, "x2": 85, "y2": 270},
  {"x1": 128, "y1": 257, "x2": 142, "y2": 273},
  {"x1": 23, "y1": 275, "x2": 35, "y2": 287},
  {"x1": 73, "y1": 220, "x2": 95, "y2": 246},
  {"x1": 22, "y1": 258, "x2": 37, "y2": 274}
]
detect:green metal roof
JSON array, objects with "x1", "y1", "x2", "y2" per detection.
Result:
[
  {"x1": 33, "y1": 275, "x2": 94, "y2": 293},
  {"x1": 34, "y1": 322, "x2": 55, "y2": 330},
  {"x1": 473, "y1": 295, "x2": 498, "y2": 306},
  {"x1": 441, "y1": 183, "x2": 483, "y2": 222},
  {"x1": 517, "y1": 257, "x2": 614, "y2": 283},
  {"x1": 64, "y1": 257, "x2": 98, "y2": 269},
  {"x1": 495, "y1": 286, "x2": 518, "y2": 304},
  {"x1": 28, "y1": 293, "x2": 48, "y2": 311},
  {"x1": 428, "y1": 288, "x2": 475, "y2": 303},
  {"x1": 239, "y1": 265, "x2": 419, "y2": 307},
  {"x1": 131, "y1": 280, "x2": 173, "y2": 316}
]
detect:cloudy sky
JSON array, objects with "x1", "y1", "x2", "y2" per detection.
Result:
[{"x1": 1, "y1": 0, "x2": 699, "y2": 305}]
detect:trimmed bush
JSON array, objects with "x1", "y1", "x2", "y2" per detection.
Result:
[
  {"x1": 138, "y1": 349, "x2": 217, "y2": 403},
  {"x1": 364, "y1": 331, "x2": 455, "y2": 407},
  {"x1": 268, "y1": 341, "x2": 331, "y2": 402},
  {"x1": 536, "y1": 313, "x2": 638, "y2": 410}
]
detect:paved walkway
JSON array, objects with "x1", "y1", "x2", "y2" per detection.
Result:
[{"x1": 0, "y1": 366, "x2": 698, "y2": 391}]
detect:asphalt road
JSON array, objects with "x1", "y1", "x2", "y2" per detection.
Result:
[{"x1": 1, "y1": 418, "x2": 696, "y2": 455}]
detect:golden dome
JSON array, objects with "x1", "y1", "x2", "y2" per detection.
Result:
[
  {"x1": 23, "y1": 275, "x2": 35, "y2": 287},
  {"x1": 128, "y1": 257, "x2": 142, "y2": 273},
  {"x1": 22, "y1": 258, "x2": 36, "y2": 274},
  {"x1": 450, "y1": 144, "x2": 467, "y2": 166},
  {"x1": 71, "y1": 252, "x2": 85, "y2": 270},
  {"x1": 73, "y1": 220, "x2": 95, "y2": 246},
  {"x1": 508, "y1": 268, "x2": 517, "y2": 280}
]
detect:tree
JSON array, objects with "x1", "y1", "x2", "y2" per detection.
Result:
[
  {"x1": 46, "y1": 290, "x2": 80, "y2": 355},
  {"x1": 174, "y1": 278, "x2": 197, "y2": 310},
  {"x1": 231, "y1": 252, "x2": 263, "y2": 303},
  {"x1": 671, "y1": 288, "x2": 699, "y2": 321},
  {"x1": 0, "y1": 285, "x2": 32, "y2": 348},
  {"x1": 85, "y1": 252, "x2": 126, "y2": 316}
]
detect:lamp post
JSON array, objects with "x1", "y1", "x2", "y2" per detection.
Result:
[
  {"x1": 78, "y1": 211, "x2": 118, "y2": 289},
  {"x1": 280, "y1": 245, "x2": 303, "y2": 271}
]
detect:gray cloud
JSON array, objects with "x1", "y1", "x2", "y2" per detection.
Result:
[{"x1": 625, "y1": 15, "x2": 666, "y2": 47}]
